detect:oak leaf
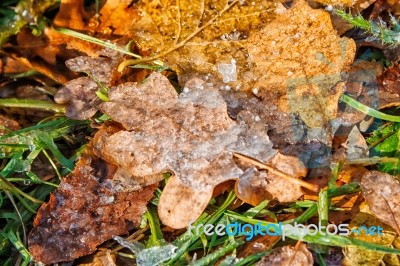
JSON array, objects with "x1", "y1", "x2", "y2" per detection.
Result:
[
  {"x1": 121, "y1": 0, "x2": 355, "y2": 128},
  {"x1": 28, "y1": 136, "x2": 157, "y2": 264},
  {"x1": 54, "y1": 53, "x2": 121, "y2": 119},
  {"x1": 93, "y1": 72, "x2": 312, "y2": 229}
]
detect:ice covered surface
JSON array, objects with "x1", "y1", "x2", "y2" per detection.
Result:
[
  {"x1": 96, "y1": 73, "x2": 279, "y2": 228},
  {"x1": 113, "y1": 236, "x2": 177, "y2": 266},
  {"x1": 28, "y1": 142, "x2": 156, "y2": 264},
  {"x1": 218, "y1": 59, "x2": 237, "y2": 83}
]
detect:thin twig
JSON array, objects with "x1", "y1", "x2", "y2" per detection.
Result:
[
  {"x1": 174, "y1": 0, "x2": 182, "y2": 45},
  {"x1": 233, "y1": 153, "x2": 320, "y2": 192},
  {"x1": 287, "y1": 240, "x2": 303, "y2": 266}
]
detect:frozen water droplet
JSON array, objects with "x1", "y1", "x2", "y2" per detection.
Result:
[
  {"x1": 325, "y1": 5, "x2": 333, "y2": 12},
  {"x1": 218, "y1": 59, "x2": 237, "y2": 83}
]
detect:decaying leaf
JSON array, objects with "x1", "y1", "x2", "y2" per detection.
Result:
[
  {"x1": 90, "y1": 72, "x2": 314, "y2": 229},
  {"x1": 343, "y1": 202, "x2": 398, "y2": 266},
  {"x1": 256, "y1": 243, "x2": 314, "y2": 266},
  {"x1": 28, "y1": 137, "x2": 157, "y2": 264},
  {"x1": 95, "y1": 72, "x2": 275, "y2": 228},
  {"x1": 0, "y1": 114, "x2": 19, "y2": 136},
  {"x1": 247, "y1": 0, "x2": 355, "y2": 128},
  {"x1": 378, "y1": 60, "x2": 400, "y2": 96},
  {"x1": 235, "y1": 152, "x2": 307, "y2": 205},
  {"x1": 122, "y1": 0, "x2": 355, "y2": 129},
  {"x1": 54, "y1": 52, "x2": 121, "y2": 119},
  {"x1": 361, "y1": 171, "x2": 400, "y2": 234},
  {"x1": 345, "y1": 126, "x2": 369, "y2": 160}
]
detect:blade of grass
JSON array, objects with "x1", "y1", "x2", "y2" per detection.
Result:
[
  {"x1": 0, "y1": 99, "x2": 65, "y2": 113},
  {"x1": 191, "y1": 239, "x2": 243, "y2": 266},
  {"x1": 145, "y1": 205, "x2": 165, "y2": 247},
  {"x1": 3, "y1": 191, "x2": 26, "y2": 245},
  {"x1": 341, "y1": 94, "x2": 400, "y2": 122},
  {"x1": 57, "y1": 28, "x2": 142, "y2": 59},
  {"x1": 233, "y1": 251, "x2": 270, "y2": 266},
  {"x1": 317, "y1": 189, "x2": 329, "y2": 254}
]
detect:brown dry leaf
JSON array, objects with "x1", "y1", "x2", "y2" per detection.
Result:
[
  {"x1": 28, "y1": 136, "x2": 157, "y2": 264},
  {"x1": 236, "y1": 152, "x2": 307, "y2": 205},
  {"x1": 127, "y1": 0, "x2": 276, "y2": 63},
  {"x1": 312, "y1": 0, "x2": 356, "y2": 6},
  {"x1": 122, "y1": 0, "x2": 355, "y2": 128},
  {"x1": 344, "y1": 126, "x2": 369, "y2": 160},
  {"x1": 92, "y1": 72, "x2": 314, "y2": 229},
  {"x1": 361, "y1": 171, "x2": 400, "y2": 234},
  {"x1": 256, "y1": 243, "x2": 314, "y2": 266},
  {"x1": 0, "y1": 114, "x2": 20, "y2": 136},
  {"x1": 54, "y1": 52, "x2": 121, "y2": 119},
  {"x1": 248, "y1": 0, "x2": 355, "y2": 128},
  {"x1": 378, "y1": 60, "x2": 400, "y2": 96},
  {"x1": 335, "y1": 60, "x2": 382, "y2": 128},
  {"x1": 53, "y1": 0, "x2": 87, "y2": 30}
]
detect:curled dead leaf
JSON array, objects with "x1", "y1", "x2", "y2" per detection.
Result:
[{"x1": 361, "y1": 171, "x2": 400, "y2": 234}]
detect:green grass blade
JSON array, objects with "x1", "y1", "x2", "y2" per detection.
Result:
[
  {"x1": 341, "y1": 94, "x2": 400, "y2": 122},
  {"x1": 192, "y1": 240, "x2": 243, "y2": 266},
  {"x1": 0, "y1": 99, "x2": 65, "y2": 113},
  {"x1": 57, "y1": 28, "x2": 142, "y2": 59}
]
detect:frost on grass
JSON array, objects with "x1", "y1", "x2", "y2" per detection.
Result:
[
  {"x1": 113, "y1": 236, "x2": 177, "y2": 266},
  {"x1": 361, "y1": 171, "x2": 400, "y2": 234},
  {"x1": 93, "y1": 73, "x2": 310, "y2": 229}
]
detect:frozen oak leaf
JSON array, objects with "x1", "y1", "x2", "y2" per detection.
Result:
[
  {"x1": 121, "y1": 0, "x2": 355, "y2": 128},
  {"x1": 119, "y1": 0, "x2": 276, "y2": 82},
  {"x1": 28, "y1": 139, "x2": 157, "y2": 264},
  {"x1": 256, "y1": 243, "x2": 314, "y2": 266},
  {"x1": 247, "y1": 0, "x2": 355, "y2": 128},
  {"x1": 361, "y1": 171, "x2": 400, "y2": 234},
  {"x1": 94, "y1": 73, "x2": 311, "y2": 229}
]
